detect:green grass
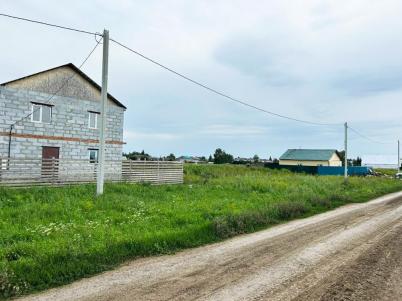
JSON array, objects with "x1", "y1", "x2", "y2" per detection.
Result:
[
  {"x1": 1, "y1": 164, "x2": 402, "y2": 299},
  {"x1": 375, "y1": 168, "x2": 398, "y2": 176}
]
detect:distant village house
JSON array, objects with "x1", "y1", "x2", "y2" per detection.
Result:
[
  {"x1": 279, "y1": 149, "x2": 342, "y2": 167},
  {"x1": 177, "y1": 156, "x2": 204, "y2": 164}
]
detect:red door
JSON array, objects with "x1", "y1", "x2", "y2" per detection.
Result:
[{"x1": 42, "y1": 146, "x2": 59, "y2": 177}]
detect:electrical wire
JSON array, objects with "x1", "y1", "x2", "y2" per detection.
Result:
[
  {"x1": 1, "y1": 12, "x2": 397, "y2": 146},
  {"x1": 10, "y1": 38, "x2": 103, "y2": 127},
  {"x1": 0, "y1": 13, "x2": 342, "y2": 127},
  {"x1": 0, "y1": 13, "x2": 99, "y2": 36},
  {"x1": 110, "y1": 38, "x2": 341, "y2": 127},
  {"x1": 348, "y1": 126, "x2": 394, "y2": 145}
]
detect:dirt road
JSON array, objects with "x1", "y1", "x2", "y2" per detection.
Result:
[{"x1": 21, "y1": 192, "x2": 402, "y2": 301}]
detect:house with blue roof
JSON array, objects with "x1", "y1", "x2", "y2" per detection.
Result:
[{"x1": 279, "y1": 149, "x2": 342, "y2": 167}]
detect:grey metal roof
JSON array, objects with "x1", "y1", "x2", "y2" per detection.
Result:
[{"x1": 279, "y1": 149, "x2": 339, "y2": 161}]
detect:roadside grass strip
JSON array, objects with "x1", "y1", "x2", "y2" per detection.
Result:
[{"x1": 1, "y1": 164, "x2": 402, "y2": 299}]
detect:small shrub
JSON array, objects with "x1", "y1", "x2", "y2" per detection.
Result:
[
  {"x1": 213, "y1": 211, "x2": 277, "y2": 239},
  {"x1": 310, "y1": 197, "x2": 331, "y2": 208},
  {"x1": 328, "y1": 193, "x2": 353, "y2": 204},
  {"x1": 213, "y1": 216, "x2": 232, "y2": 238},
  {"x1": 274, "y1": 201, "x2": 308, "y2": 219},
  {"x1": 0, "y1": 267, "x2": 29, "y2": 299}
]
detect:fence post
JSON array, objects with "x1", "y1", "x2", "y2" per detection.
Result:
[
  {"x1": 157, "y1": 159, "x2": 160, "y2": 184},
  {"x1": 51, "y1": 158, "x2": 55, "y2": 185},
  {"x1": 140, "y1": 158, "x2": 147, "y2": 182},
  {"x1": 128, "y1": 160, "x2": 131, "y2": 182},
  {"x1": 0, "y1": 158, "x2": 3, "y2": 182},
  {"x1": 181, "y1": 162, "x2": 184, "y2": 183}
]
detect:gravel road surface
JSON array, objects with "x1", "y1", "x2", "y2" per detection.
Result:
[{"x1": 20, "y1": 191, "x2": 402, "y2": 301}]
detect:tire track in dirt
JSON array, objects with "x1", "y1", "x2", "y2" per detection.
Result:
[
  {"x1": 291, "y1": 221, "x2": 402, "y2": 301},
  {"x1": 202, "y1": 200, "x2": 402, "y2": 301}
]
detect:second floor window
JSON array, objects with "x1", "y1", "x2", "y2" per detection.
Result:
[
  {"x1": 31, "y1": 103, "x2": 52, "y2": 123},
  {"x1": 88, "y1": 111, "x2": 99, "y2": 129}
]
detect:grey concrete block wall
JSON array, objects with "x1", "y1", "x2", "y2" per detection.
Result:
[{"x1": 0, "y1": 86, "x2": 125, "y2": 160}]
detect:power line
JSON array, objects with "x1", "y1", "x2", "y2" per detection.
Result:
[
  {"x1": 10, "y1": 38, "x2": 102, "y2": 127},
  {"x1": 1, "y1": 12, "x2": 396, "y2": 146},
  {"x1": 0, "y1": 13, "x2": 99, "y2": 36},
  {"x1": 110, "y1": 38, "x2": 398, "y2": 145},
  {"x1": 348, "y1": 126, "x2": 394, "y2": 145},
  {"x1": 110, "y1": 38, "x2": 341, "y2": 127},
  {"x1": 0, "y1": 13, "x2": 344, "y2": 127}
]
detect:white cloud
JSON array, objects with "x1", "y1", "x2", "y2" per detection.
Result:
[
  {"x1": 124, "y1": 130, "x2": 180, "y2": 141},
  {"x1": 1, "y1": 0, "x2": 401, "y2": 162},
  {"x1": 199, "y1": 124, "x2": 269, "y2": 136}
]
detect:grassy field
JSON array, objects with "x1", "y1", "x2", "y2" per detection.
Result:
[
  {"x1": 375, "y1": 168, "x2": 398, "y2": 176},
  {"x1": 1, "y1": 164, "x2": 402, "y2": 299}
]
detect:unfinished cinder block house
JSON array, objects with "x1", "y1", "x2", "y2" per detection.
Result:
[{"x1": 0, "y1": 63, "x2": 126, "y2": 162}]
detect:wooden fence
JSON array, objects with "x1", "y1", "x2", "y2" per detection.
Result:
[{"x1": 0, "y1": 158, "x2": 184, "y2": 187}]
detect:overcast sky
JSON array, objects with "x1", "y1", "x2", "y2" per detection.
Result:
[{"x1": 1, "y1": 0, "x2": 401, "y2": 163}]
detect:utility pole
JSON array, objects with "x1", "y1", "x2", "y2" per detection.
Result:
[
  {"x1": 344, "y1": 122, "x2": 348, "y2": 181},
  {"x1": 397, "y1": 140, "x2": 401, "y2": 172},
  {"x1": 97, "y1": 29, "x2": 109, "y2": 195}
]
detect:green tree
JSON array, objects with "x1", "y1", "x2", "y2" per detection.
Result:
[
  {"x1": 166, "y1": 153, "x2": 176, "y2": 161},
  {"x1": 338, "y1": 151, "x2": 362, "y2": 166},
  {"x1": 213, "y1": 148, "x2": 234, "y2": 164},
  {"x1": 253, "y1": 154, "x2": 259, "y2": 163},
  {"x1": 352, "y1": 156, "x2": 362, "y2": 166},
  {"x1": 124, "y1": 150, "x2": 151, "y2": 161}
]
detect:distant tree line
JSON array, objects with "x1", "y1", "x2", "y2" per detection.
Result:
[
  {"x1": 124, "y1": 151, "x2": 179, "y2": 161},
  {"x1": 123, "y1": 150, "x2": 151, "y2": 161},
  {"x1": 123, "y1": 149, "x2": 275, "y2": 164},
  {"x1": 165, "y1": 153, "x2": 176, "y2": 161},
  {"x1": 125, "y1": 148, "x2": 349, "y2": 166}
]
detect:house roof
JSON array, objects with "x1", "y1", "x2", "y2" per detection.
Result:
[
  {"x1": 279, "y1": 149, "x2": 339, "y2": 161},
  {"x1": 1, "y1": 63, "x2": 126, "y2": 109}
]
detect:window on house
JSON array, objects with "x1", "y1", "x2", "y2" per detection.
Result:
[
  {"x1": 89, "y1": 149, "x2": 99, "y2": 163},
  {"x1": 31, "y1": 103, "x2": 52, "y2": 123},
  {"x1": 88, "y1": 111, "x2": 99, "y2": 129},
  {"x1": 1, "y1": 158, "x2": 8, "y2": 170}
]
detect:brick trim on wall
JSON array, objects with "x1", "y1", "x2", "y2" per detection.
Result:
[{"x1": 0, "y1": 131, "x2": 125, "y2": 145}]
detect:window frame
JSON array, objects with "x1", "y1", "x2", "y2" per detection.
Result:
[
  {"x1": 88, "y1": 111, "x2": 99, "y2": 129},
  {"x1": 88, "y1": 148, "x2": 99, "y2": 163},
  {"x1": 31, "y1": 103, "x2": 52, "y2": 123}
]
